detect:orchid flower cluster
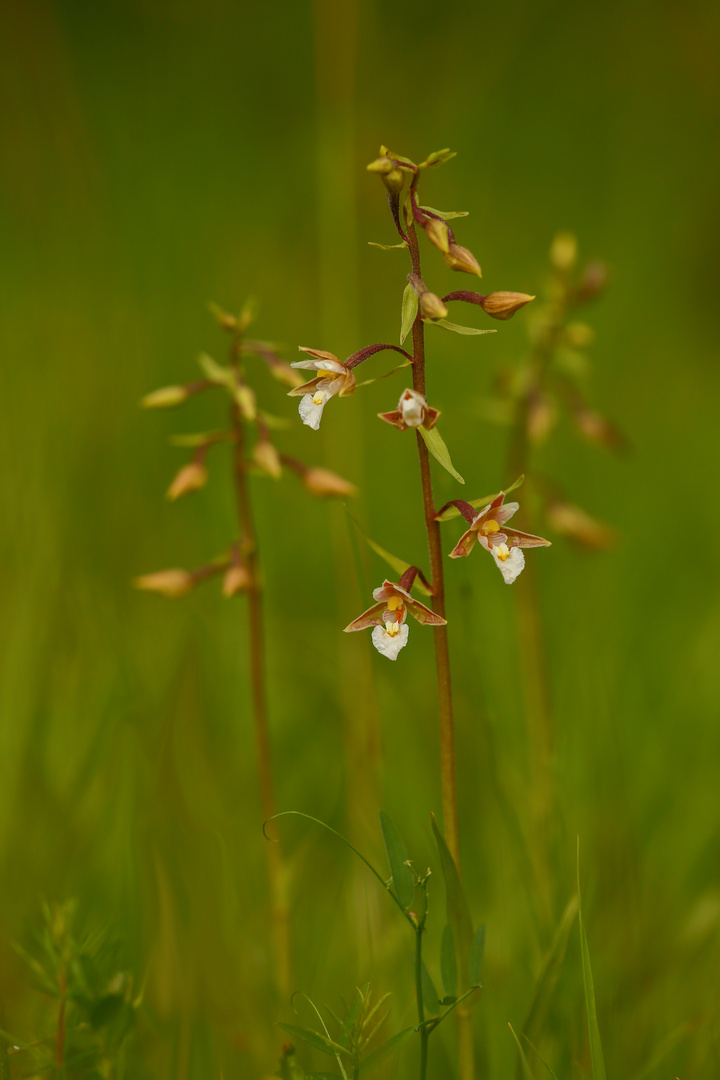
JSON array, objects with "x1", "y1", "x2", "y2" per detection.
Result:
[
  {"x1": 288, "y1": 146, "x2": 551, "y2": 661},
  {"x1": 135, "y1": 302, "x2": 358, "y2": 600}
]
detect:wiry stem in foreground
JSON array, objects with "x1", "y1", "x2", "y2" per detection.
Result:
[{"x1": 230, "y1": 342, "x2": 290, "y2": 1000}]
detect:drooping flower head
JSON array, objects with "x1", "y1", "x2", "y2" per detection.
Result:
[
  {"x1": 344, "y1": 568, "x2": 446, "y2": 660},
  {"x1": 288, "y1": 347, "x2": 356, "y2": 430},
  {"x1": 440, "y1": 491, "x2": 550, "y2": 584}
]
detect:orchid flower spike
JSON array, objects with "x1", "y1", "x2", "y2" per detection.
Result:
[
  {"x1": 378, "y1": 388, "x2": 440, "y2": 432},
  {"x1": 441, "y1": 491, "x2": 551, "y2": 584},
  {"x1": 288, "y1": 347, "x2": 356, "y2": 430},
  {"x1": 344, "y1": 568, "x2": 446, "y2": 660}
]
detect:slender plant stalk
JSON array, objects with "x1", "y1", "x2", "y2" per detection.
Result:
[
  {"x1": 414, "y1": 924, "x2": 429, "y2": 1080},
  {"x1": 230, "y1": 341, "x2": 290, "y2": 1000},
  {"x1": 405, "y1": 212, "x2": 474, "y2": 1080},
  {"x1": 55, "y1": 969, "x2": 66, "y2": 1070}
]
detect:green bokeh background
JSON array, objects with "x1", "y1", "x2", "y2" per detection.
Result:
[{"x1": 2, "y1": 0, "x2": 719, "y2": 1076}]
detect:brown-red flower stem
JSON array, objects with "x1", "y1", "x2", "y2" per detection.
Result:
[{"x1": 405, "y1": 221, "x2": 459, "y2": 874}]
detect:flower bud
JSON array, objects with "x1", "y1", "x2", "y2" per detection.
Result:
[
  {"x1": 575, "y1": 260, "x2": 608, "y2": 302},
  {"x1": 526, "y1": 392, "x2": 557, "y2": 444},
  {"x1": 207, "y1": 301, "x2": 238, "y2": 331},
  {"x1": 141, "y1": 385, "x2": 190, "y2": 409},
  {"x1": 563, "y1": 321, "x2": 595, "y2": 347},
  {"x1": 480, "y1": 291, "x2": 535, "y2": 320},
  {"x1": 134, "y1": 569, "x2": 195, "y2": 598},
  {"x1": 383, "y1": 168, "x2": 405, "y2": 194},
  {"x1": 366, "y1": 155, "x2": 395, "y2": 175},
  {"x1": 550, "y1": 232, "x2": 578, "y2": 272},
  {"x1": 167, "y1": 461, "x2": 208, "y2": 500},
  {"x1": 253, "y1": 439, "x2": 282, "y2": 479},
  {"x1": 302, "y1": 467, "x2": 357, "y2": 498},
  {"x1": 235, "y1": 384, "x2": 257, "y2": 421},
  {"x1": 444, "y1": 243, "x2": 482, "y2": 277},
  {"x1": 222, "y1": 563, "x2": 252, "y2": 597},
  {"x1": 545, "y1": 501, "x2": 614, "y2": 550},
  {"x1": 423, "y1": 217, "x2": 450, "y2": 253},
  {"x1": 419, "y1": 292, "x2": 448, "y2": 320}
]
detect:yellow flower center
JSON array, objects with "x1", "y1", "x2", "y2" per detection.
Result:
[
  {"x1": 481, "y1": 518, "x2": 500, "y2": 535},
  {"x1": 312, "y1": 391, "x2": 324, "y2": 406},
  {"x1": 384, "y1": 621, "x2": 401, "y2": 637},
  {"x1": 495, "y1": 542, "x2": 510, "y2": 562},
  {"x1": 386, "y1": 595, "x2": 403, "y2": 611}
]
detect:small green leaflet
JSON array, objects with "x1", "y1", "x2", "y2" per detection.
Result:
[
  {"x1": 433, "y1": 319, "x2": 497, "y2": 337},
  {"x1": 418, "y1": 205, "x2": 469, "y2": 221},
  {"x1": 368, "y1": 240, "x2": 408, "y2": 251},
  {"x1": 400, "y1": 283, "x2": 419, "y2": 345},
  {"x1": 469, "y1": 923, "x2": 486, "y2": 985},
  {"x1": 277, "y1": 1023, "x2": 346, "y2": 1057},
  {"x1": 344, "y1": 510, "x2": 432, "y2": 595},
  {"x1": 170, "y1": 430, "x2": 225, "y2": 447},
  {"x1": 440, "y1": 924, "x2": 458, "y2": 999},
  {"x1": 419, "y1": 148, "x2": 457, "y2": 168},
  {"x1": 378, "y1": 812, "x2": 415, "y2": 911},
  {"x1": 354, "y1": 360, "x2": 413, "y2": 390},
  {"x1": 435, "y1": 475, "x2": 524, "y2": 521},
  {"x1": 418, "y1": 426, "x2": 465, "y2": 484}
]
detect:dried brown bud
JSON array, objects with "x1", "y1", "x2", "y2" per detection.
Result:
[
  {"x1": 423, "y1": 217, "x2": 451, "y2": 253},
  {"x1": 480, "y1": 291, "x2": 535, "y2": 320},
  {"x1": 419, "y1": 291, "x2": 448, "y2": 320},
  {"x1": 302, "y1": 467, "x2": 357, "y2": 499},
  {"x1": 546, "y1": 502, "x2": 615, "y2": 550},
  {"x1": 253, "y1": 439, "x2": 282, "y2": 479},
  {"x1": 141, "y1": 385, "x2": 190, "y2": 409},
  {"x1": 550, "y1": 232, "x2": 578, "y2": 272},
  {"x1": 167, "y1": 461, "x2": 208, "y2": 500},
  {"x1": 222, "y1": 563, "x2": 253, "y2": 597},
  {"x1": 444, "y1": 243, "x2": 482, "y2": 277},
  {"x1": 134, "y1": 569, "x2": 195, "y2": 598}
]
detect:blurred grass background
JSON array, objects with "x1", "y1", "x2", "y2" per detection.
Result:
[{"x1": 1, "y1": 0, "x2": 720, "y2": 1076}]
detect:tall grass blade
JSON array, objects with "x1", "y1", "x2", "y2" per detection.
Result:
[{"x1": 577, "y1": 837, "x2": 607, "y2": 1080}]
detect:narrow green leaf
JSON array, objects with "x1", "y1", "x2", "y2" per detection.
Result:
[
  {"x1": 400, "y1": 282, "x2": 419, "y2": 345},
  {"x1": 577, "y1": 839, "x2": 607, "y2": 1080},
  {"x1": 354, "y1": 359, "x2": 413, "y2": 390},
  {"x1": 378, "y1": 812, "x2": 415, "y2": 911},
  {"x1": 431, "y1": 816, "x2": 474, "y2": 991},
  {"x1": 519, "y1": 894, "x2": 577, "y2": 1062},
  {"x1": 435, "y1": 475, "x2": 525, "y2": 521},
  {"x1": 508, "y1": 1023, "x2": 535, "y2": 1080},
  {"x1": 368, "y1": 241, "x2": 408, "y2": 251},
  {"x1": 522, "y1": 1034, "x2": 561, "y2": 1080},
  {"x1": 358, "y1": 1027, "x2": 414, "y2": 1075},
  {"x1": 469, "y1": 924, "x2": 486, "y2": 985},
  {"x1": 440, "y1": 924, "x2": 458, "y2": 998},
  {"x1": 197, "y1": 352, "x2": 231, "y2": 384},
  {"x1": 278, "y1": 1023, "x2": 347, "y2": 1058},
  {"x1": 419, "y1": 148, "x2": 457, "y2": 168},
  {"x1": 344, "y1": 510, "x2": 432, "y2": 596},
  {"x1": 421, "y1": 962, "x2": 441, "y2": 1017},
  {"x1": 433, "y1": 319, "x2": 497, "y2": 336},
  {"x1": 418, "y1": 205, "x2": 469, "y2": 221},
  {"x1": 418, "y1": 426, "x2": 465, "y2": 484}
]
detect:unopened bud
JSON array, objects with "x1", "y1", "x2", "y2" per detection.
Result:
[
  {"x1": 444, "y1": 243, "x2": 482, "y2": 277},
  {"x1": 423, "y1": 217, "x2": 450, "y2": 253},
  {"x1": 141, "y1": 385, "x2": 189, "y2": 409},
  {"x1": 383, "y1": 168, "x2": 405, "y2": 194},
  {"x1": 268, "y1": 359, "x2": 305, "y2": 388},
  {"x1": 207, "y1": 302, "x2": 238, "y2": 331},
  {"x1": 546, "y1": 502, "x2": 614, "y2": 550},
  {"x1": 253, "y1": 439, "x2": 282, "y2": 479},
  {"x1": 302, "y1": 467, "x2": 357, "y2": 498},
  {"x1": 575, "y1": 408, "x2": 626, "y2": 452},
  {"x1": 235, "y1": 384, "x2": 257, "y2": 421},
  {"x1": 366, "y1": 155, "x2": 394, "y2": 175},
  {"x1": 550, "y1": 232, "x2": 578, "y2": 272},
  {"x1": 419, "y1": 292, "x2": 448, "y2": 320},
  {"x1": 575, "y1": 261, "x2": 608, "y2": 302},
  {"x1": 134, "y1": 569, "x2": 194, "y2": 598},
  {"x1": 526, "y1": 393, "x2": 557, "y2": 444},
  {"x1": 167, "y1": 461, "x2": 208, "y2": 500},
  {"x1": 480, "y1": 291, "x2": 535, "y2": 320},
  {"x1": 563, "y1": 321, "x2": 595, "y2": 347},
  {"x1": 222, "y1": 563, "x2": 252, "y2": 597}
]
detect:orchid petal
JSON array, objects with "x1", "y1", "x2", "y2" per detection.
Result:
[
  {"x1": 371, "y1": 622, "x2": 409, "y2": 660},
  {"x1": 407, "y1": 597, "x2": 447, "y2": 626},
  {"x1": 504, "y1": 527, "x2": 552, "y2": 548},
  {"x1": 344, "y1": 602, "x2": 386, "y2": 632},
  {"x1": 494, "y1": 501, "x2": 519, "y2": 526},
  {"x1": 288, "y1": 376, "x2": 323, "y2": 397},
  {"x1": 449, "y1": 527, "x2": 479, "y2": 559},
  {"x1": 492, "y1": 546, "x2": 525, "y2": 584},
  {"x1": 298, "y1": 394, "x2": 326, "y2": 430}
]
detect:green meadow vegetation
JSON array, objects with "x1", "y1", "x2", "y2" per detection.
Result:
[{"x1": 1, "y1": 2, "x2": 720, "y2": 1078}]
